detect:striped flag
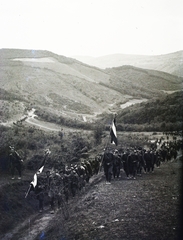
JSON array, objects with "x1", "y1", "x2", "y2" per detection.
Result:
[
  {"x1": 110, "y1": 117, "x2": 118, "y2": 146},
  {"x1": 25, "y1": 173, "x2": 37, "y2": 198},
  {"x1": 37, "y1": 165, "x2": 44, "y2": 174},
  {"x1": 31, "y1": 173, "x2": 37, "y2": 188},
  {"x1": 25, "y1": 149, "x2": 51, "y2": 198},
  {"x1": 32, "y1": 149, "x2": 51, "y2": 183}
]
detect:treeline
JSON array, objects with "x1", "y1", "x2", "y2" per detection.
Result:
[
  {"x1": 33, "y1": 90, "x2": 183, "y2": 132},
  {"x1": 116, "y1": 122, "x2": 182, "y2": 132},
  {"x1": 96, "y1": 91, "x2": 182, "y2": 132},
  {"x1": 116, "y1": 91, "x2": 183, "y2": 132},
  {"x1": 35, "y1": 108, "x2": 96, "y2": 130},
  {"x1": 0, "y1": 124, "x2": 95, "y2": 173}
]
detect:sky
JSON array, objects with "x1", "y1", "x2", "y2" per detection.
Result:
[{"x1": 0, "y1": 0, "x2": 183, "y2": 57}]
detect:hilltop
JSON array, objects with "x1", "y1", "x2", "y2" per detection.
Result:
[
  {"x1": 73, "y1": 51, "x2": 183, "y2": 77},
  {"x1": 0, "y1": 49, "x2": 182, "y2": 125}
]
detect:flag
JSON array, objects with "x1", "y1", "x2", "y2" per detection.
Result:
[
  {"x1": 25, "y1": 173, "x2": 37, "y2": 198},
  {"x1": 110, "y1": 117, "x2": 118, "y2": 146},
  {"x1": 29, "y1": 155, "x2": 45, "y2": 189},
  {"x1": 25, "y1": 149, "x2": 51, "y2": 198},
  {"x1": 31, "y1": 173, "x2": 37, "y2": 188}
]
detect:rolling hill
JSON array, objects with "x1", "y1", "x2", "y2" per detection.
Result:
[
  {"x1": 0, "y1": 49, "x2": 182, "y2": 240},
  {"x1": 116, "y1": 90, "x2": 183, "y2": 131},
  {"x1": 73, "y1": 51, "x2": 183, "y2": 77},
  {"x1": 0, "y1": 48, "x2": 182, "y2": 124}
]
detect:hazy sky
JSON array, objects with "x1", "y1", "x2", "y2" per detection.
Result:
[{"x1": 0, "y1": 0, "x2": 183, "y2": 57}]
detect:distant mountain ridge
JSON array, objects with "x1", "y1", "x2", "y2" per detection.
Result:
[
  {"x1": 0, "y1": 48, "x2": 182, "y2": 123},
  {"x1": 73, "y1": 51, "x2": 183, "y2": 77}
]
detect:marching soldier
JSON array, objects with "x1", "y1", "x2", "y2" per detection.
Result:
[
  {"x1": 9, "y1": 146, "x2": 23, "y2": 179},
  {"x1": 102, "y1": 149, "x2": 114, "y2": 184},
  {"x1": 113, "y1": 150, "x2": 121, "y2": 179}
]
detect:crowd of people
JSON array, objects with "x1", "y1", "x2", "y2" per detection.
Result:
[
  {"x1": 26, "y1": 156, "x2": 101, "y2": 213},
  {"x1": 102, "y1": 138, "x2": 181, "y2": 184},
  {"x1": 9, "y1": 134, "x2": 182, "y2": 214}
]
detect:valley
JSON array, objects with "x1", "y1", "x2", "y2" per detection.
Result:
[
  {"x1": 0, "y1": 48, "x2": 183, "y2": 240},
  {"x1": 0, "y1": 48, "x2": 182, "y2": 135},
  {"x1": 0, "y1": 49, "x2": 182, "y2": 124}
]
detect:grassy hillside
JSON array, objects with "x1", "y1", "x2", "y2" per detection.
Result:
[
  {"x1": 115, "y1": 91, "x2": 183, "y2": 131},
  {"x1": 0, "y1": 49, "x2": 122, "y2": 119},
  {"x1": 0, "y1": 49, "x2": 182, "y2": 125},
  {"x1": 105, "y1": 65, "x2": 182, "y2": 98}
]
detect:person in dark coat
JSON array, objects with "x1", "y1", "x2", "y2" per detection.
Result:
[
  {"x1": 127, "y1": 151, "x2": 138, "y2": 179},
  {"x1": 136, "y1": 150, "x2": 145, "y2": 176},
  {"x1": 9, "y1": 146, "x2": 23, "y2": 179},
  {"x1": 102, "y1": 150, "x2": 114, "y2": 183},
  {"x1": 70, "y1": 170, "x2": 79, "y2": 197},
  {"x1": 33, "y1": 171, "x2": 47, "y2": 213},
  {"x1": 47, "y1": 170, "x2": 63, "y2": 213},
  {"x1": 93, "y1": 155, "x2": 101, "y2": 175},
  {"x1": 122, "y1": 150, "x2": 130, "y2": 179},
  {"x1": 113, "y1": 150, "x2": 121, "y2": 179},
  {"x1": 144, "y1": 150, "x2": 153, "y2": 173}
]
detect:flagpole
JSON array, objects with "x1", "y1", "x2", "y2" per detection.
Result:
[
  {"x1": 25, "y1": 184, "x2": 32, "y2": 198},
  {"x1": 99, "y1": 133, "x2": 110, "y2": 171}
]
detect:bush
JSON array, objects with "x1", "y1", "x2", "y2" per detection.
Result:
[{"x1": 93, "y1": 125, "x2": 104, "y2": 145}]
